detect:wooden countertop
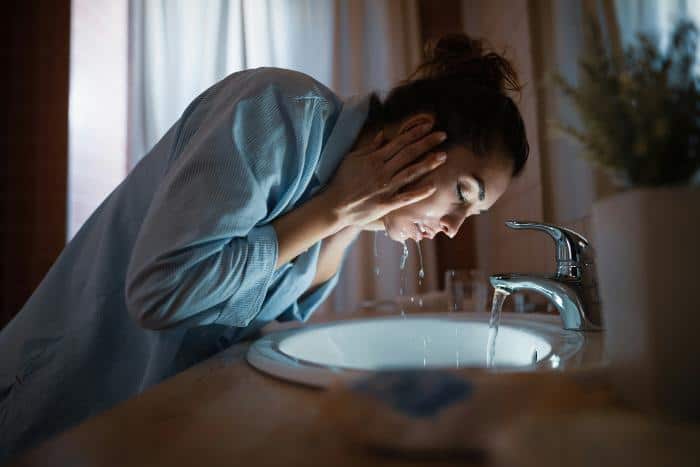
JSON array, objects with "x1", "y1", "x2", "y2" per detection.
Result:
[
  {"x1": 11, "y1": 312, "x2": 479, "y2": 467},
  {"x1": 11, "y1": 310, "x2": 700, "y2": 467},
  {"x1": 13, "y1": 311, "x2": 698, "y2": 467}
]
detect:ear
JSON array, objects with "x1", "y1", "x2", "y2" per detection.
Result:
[{"x1": 396, "y1": 113, "x2": 436, "y2": 135}]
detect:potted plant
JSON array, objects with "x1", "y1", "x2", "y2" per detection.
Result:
[{"x1": 555, "y1": 19, "x2": 700, "y2": 419}]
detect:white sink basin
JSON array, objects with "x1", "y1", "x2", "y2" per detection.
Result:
[{"x1": 247, "y1": 312, "x2": 599, "y2": 387}]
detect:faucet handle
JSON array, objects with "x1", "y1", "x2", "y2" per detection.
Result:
[{"x1": 505, "y1": 220, "x2": 591, "y2": 280}]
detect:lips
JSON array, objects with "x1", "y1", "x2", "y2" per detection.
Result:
[{"x1": 414, "y1": 222, "x2": 438, "y2": 240}]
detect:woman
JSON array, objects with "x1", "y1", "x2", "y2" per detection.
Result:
[{"x1": 0, "y1": 34, "x2": 528, "y2": 460}]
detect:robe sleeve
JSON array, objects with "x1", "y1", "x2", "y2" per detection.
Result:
[
  {"x1": 126, "y1": 72, "x2": 338, "y2": 330},
  {"x1": 275, "y1": 270, "x2": 341, "y2": 323}
]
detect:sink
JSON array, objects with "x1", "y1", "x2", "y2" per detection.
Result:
[{"x1": 247, "y1": 312, "x2": 601, "y2": 387}]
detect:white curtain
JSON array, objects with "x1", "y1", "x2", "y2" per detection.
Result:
[
  {"x1": 613, "y1": 0, "x2": 700, "y2": 48},
  {"x1": 528, "y1": 0, "x2": 700, "y2": 228},
  {"x1": 128, "y1": 0, "x2": 439, "y2": 315}
]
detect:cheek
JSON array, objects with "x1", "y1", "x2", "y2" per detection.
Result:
[
  {"x1": 384, "y1": 173, "x2": 452, "y2": 224},
  {"x1": 390, "y1": 198, "x2": 431, "y2": 221},
  {"x1": 411, "y1": 189, "x2": 453, "y2": 220}
]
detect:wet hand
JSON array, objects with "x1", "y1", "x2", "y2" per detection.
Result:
[{"x1": 324, "y1": 123, "x2": 447, "y2": 230}]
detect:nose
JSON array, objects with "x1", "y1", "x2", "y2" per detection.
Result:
[{"x1": 439, "y1": 215, "x2": 465, "y2": 238}]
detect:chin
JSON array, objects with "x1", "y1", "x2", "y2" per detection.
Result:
[
  {"x1": 382, "y1": 216, "x2": 402, "y2": 242},
  {"x1": 383, "y1": 216, "x2": 417, "y2": 243},
  {"x1": 385, "y1": 229, "x2": 404, "y2": 242}
]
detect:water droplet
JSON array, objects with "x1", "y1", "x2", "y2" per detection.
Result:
[{"x1": 416, "y1": 240, "x2": 425, "y2": 287}]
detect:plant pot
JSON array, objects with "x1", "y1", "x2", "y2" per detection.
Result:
[{"x1": 592, "y1": 186, "x2": 700, "y2": 420}]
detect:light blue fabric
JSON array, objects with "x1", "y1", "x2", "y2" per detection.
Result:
[{"x1": 0, "y1": 68, "x2": 370, "y2": 461}]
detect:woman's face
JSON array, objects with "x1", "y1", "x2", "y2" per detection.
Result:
[{"x1": 382, "y1": 144, "x2": 513, "y2": 242}]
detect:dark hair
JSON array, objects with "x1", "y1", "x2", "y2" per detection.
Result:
[{"x1": 367, "y1": 34, "x2": 529, "y2": 176}]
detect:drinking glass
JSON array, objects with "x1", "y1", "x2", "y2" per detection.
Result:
[{"x1": 445, "y1": 269, "x2": 489, "y2": 312}]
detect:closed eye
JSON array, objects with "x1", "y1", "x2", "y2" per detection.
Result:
[{"x1": 456, "y1": 183, "x2": 467, "y2": 204}]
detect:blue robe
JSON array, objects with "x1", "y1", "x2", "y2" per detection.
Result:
[{"x1": 0, "y1": 68, "x2": 370, "y2": 461}]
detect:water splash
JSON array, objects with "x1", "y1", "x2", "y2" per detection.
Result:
[{"x1": 486, "y1": 288, "x2": 511, "y2": 368}]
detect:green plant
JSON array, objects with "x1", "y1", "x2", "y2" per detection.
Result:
[{"x1": 554, "y1": 18, "x2": 700, "y2": 187}]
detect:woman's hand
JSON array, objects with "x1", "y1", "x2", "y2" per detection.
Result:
[
  {"x1": 272, "y1": 124, "x2": 446, "y2": 269},
  {"x1": 324, "y1": 123, "x2": 447, "y2": 230}
]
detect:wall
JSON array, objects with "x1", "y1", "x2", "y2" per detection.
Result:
[
  {"x1": 460, "y1": 0, "x2": 623, "y2": 290},
  {"x1": 419, "y1": 0, "x2": 479, "y2": 287},
  {"x1": 462, "y1": 0, "x2": 551, "y2": 279},
  {"x1": 528, "y1": 0, "x2": 618, "y2": 244},
  {"x1": 1, "y1": 2, "x2": 71, "y2": 327}
]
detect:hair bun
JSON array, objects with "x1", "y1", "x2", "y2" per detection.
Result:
[
  {"x1": 414, "y1": 33, "x2": 521, "y2": 94},
  {"x1": 431, "y1": 34, "x2": 484, "y2": 62}
]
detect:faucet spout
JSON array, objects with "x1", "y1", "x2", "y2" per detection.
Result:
[
  {"x1": 489, "y1": 220, "x2": 603, "y2": 332},
  {"x1": 490, "y1": 273, "x2": 602, "y2": 331}
]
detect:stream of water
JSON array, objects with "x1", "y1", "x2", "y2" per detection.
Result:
[
  {"x1": 371, "y1": 234, "x2": 427, "y2": 316},
  {"x1": 371, "y1": 233, "x2": 515, "y2": 369},
  {"x1": 372, "y1": 233, "x2": 517, "y2": 369},
  {"x1": 486, "y1": 288, "x2": 510, "y2": 368},
  {"x1": 399, "y1": 240, "x2": 409, "y2": 270},
  {"x1": 399, "y1": 241, "x2": 409, "y2": 316},
  {"x1": 415, "y1": 241, "x2": 425, "y2": 307},
  {"x1": 373, "y1": 232, "x2": 381, "y2": 276},
  {"x1": 416, "y1": 241, "x2": 425, "y2": 286}
]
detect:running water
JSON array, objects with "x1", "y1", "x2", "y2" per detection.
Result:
[
  {"x1": 373, "y1": 232, "x2": 381, "y2": 276},
  {"x1": 416, "y1": 240, "x2": 425, "y2": 286},
  {"x1": 486, "y1": 288, "x2": 511, "y2": 368},
  {"x1": 399, "y1": 240, "x2": 409, "y2": 270},
  {"x1": 455, "y1": 327, "x2": 461, "y2": 368},
  {"x1": 415, "y1": 240, "x2": 425, "y2": 308},
  {"x1": 398, "y1": 240, "x2": 409, "y2": 316}
]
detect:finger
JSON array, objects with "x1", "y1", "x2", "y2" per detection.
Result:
[
  {"x1": 385, "y1": 131, "x2": 447, "y2": 175},
  {"x1": 389, "y1": 152, "x2": 446, "y2": 190},
  {"x1": 357, "y1": 130, "x2": 386, "y2": 157},
  {"x1": 384, "y1": 184, "x2": 437, "y2": 212},
  {"x1": 373, "y1": 129, "x2": 384, "y2": 147},
  {"x1": 374, "y1": 122, "x2": 434, "y2": 161}
]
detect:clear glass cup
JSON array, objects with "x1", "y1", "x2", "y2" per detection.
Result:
[
  {"x1": 444, "y1": 269, "x2": 489, "y2": 312},
  {"x1": 511, "y1": 292, "x2": 538, "y2": 313}
]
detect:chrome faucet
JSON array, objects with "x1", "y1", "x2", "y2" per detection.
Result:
[{"x1": 489, "y1": 220, "x2": 602, "y2": 332}]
